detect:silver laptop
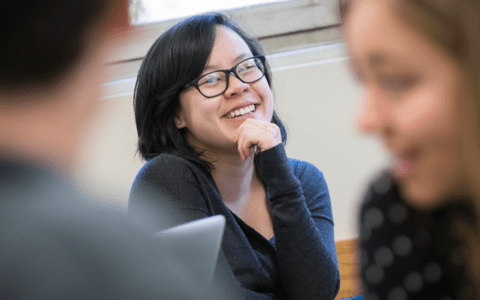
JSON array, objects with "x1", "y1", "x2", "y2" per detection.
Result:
[{"x1": 155, "y1": 215, "x2": 226, "y2": 287}]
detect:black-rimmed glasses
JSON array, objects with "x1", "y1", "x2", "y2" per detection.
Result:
[{"x1": 184, "y1": 55, "x2": 267, "y2": 98}]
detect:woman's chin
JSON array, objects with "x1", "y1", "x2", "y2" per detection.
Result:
[{"x1": 398, "y1": 180, "x2": 447, "y2": 211}]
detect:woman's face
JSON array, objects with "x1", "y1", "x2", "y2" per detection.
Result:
[
  {"x1": 176, "y1": 25, "x2": 274, "y2": 155},
  {"x1": 344, "y1": 0, "x2": 469, "y2": 208}
]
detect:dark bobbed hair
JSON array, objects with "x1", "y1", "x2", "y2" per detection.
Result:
[
  {"x1": 134, "y1": 13, "x2": 287, "y2": 173},
  {"x1": 0, "y1": 0, "x2": 128, "y2": 92}
]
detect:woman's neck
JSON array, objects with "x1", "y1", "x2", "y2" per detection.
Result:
[{"x1": 210, "y1": 152, "x2": 259, "y2": 212}]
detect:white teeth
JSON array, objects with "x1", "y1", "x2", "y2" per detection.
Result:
[{"x1": 227, "y1": 104, "x2": 256, "y2": 118}]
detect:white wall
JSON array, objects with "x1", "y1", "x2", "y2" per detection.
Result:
[
  {"x1": 78, "y1": 43, "x2": 388, "y2": 241},
  {"x1": 270, "y1": 44, "x2": 388, "y2": 240}
]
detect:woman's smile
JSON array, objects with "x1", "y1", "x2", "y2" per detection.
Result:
[
  {"x1": 224, "y1": 104, "x2": 258, "y2": 119},
  {"x1": 390, "y1": 148, "x2": 420, "y2": 178}
]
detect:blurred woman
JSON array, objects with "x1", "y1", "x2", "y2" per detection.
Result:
[
  {"x1": 341, "y1": 0, "x2": 480, "y2": 299},
  {"x1": 129, "y1": 13, "x2": 339, "y2": 300}
]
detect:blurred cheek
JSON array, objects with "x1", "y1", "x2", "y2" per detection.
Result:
[{"x1": 397, "y1": 88, "x2": 445, "y2": 136}]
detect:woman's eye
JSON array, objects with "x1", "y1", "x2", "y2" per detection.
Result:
[
  {"x1": 199, "y1": 74, "x2": 220, "y2": 86},
  {"x1": 378, "y1": 75, "x2": 418, "y2": 93},
  {"x1": 238, "y1": 63, "x2": 255, "y2": 73}
]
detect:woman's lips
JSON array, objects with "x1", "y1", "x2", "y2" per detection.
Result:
[{"x1": 391, "y1": 149, "x2": 420, "y2": 177}]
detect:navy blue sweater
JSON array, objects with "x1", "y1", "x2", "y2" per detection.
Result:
[{"x1": 129, "y1": 144, "x2": 340, "y2": 299}]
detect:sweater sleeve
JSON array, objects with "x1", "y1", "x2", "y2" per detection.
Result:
[
  {"x1": 128, "y1": 155, "x2": 279, "y2": 300},
  {"x1": 255, "y1": 144, "x2": 340, "y2": 300}
]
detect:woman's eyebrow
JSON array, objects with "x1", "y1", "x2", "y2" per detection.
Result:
[
  {"x1": 203, "y1": 53, "x2": 250, "y2": 73},
  {"x1": 367, "y1": 51, "x2": 417, "y2": 72},
  {"x1": 234, "y1": 53, "x2": 249, "y2": 62}
]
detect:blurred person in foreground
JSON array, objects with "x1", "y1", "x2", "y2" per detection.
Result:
[
  {"x1": 341, "y1": 0, "x2": 480, "y2": 299},
  {"x1": 0, "y1": 1, "x2": 226, "y2": 299}
]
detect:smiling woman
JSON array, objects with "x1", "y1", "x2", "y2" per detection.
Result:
[
  {"x1": 341, "y1": 0, "x2": 480, "y2": 299},
  {"x1": 128, "y1": 12, "x2": 340, "y2": 299}
]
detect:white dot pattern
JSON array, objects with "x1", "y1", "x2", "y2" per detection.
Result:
[
  {"x1": 388, "y1": 203, "x2": 408, "y2": 224},
  {"x1": 365, "y1": 208, "x2": 384, "y2": 229},
  {"x1": 387, "y1": 287, "x2": 407, "y2": 300},
  {"x1": 359, "y1": 172, "x2": 473, "y2": 299},
  {"x1": 365, "y1": 264, "x2": 384, "y2": 285},
  {"x1": 404, "y1": 272, "x2": 423, "y2": 292},
  {"x1": 374, "y1": 247, "x2": 394, "y2": 267},
  {"x1": 424, "y1": 263, "x2": 442, "y2": 283},
  {"x1": 393, "y1": 235, "x2": 413, "y2": 257}
]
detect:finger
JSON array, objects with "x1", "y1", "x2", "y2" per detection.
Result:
[
  {"x1": 237, "y1": 131, "x2": 247, "y2": 160},
  {"x1": 237, "y1": 131, "x2": 252, "y2": 160},
  {"x1": 240, "y1": 135, "x2": 252, "y2": 160},
  {"x1": 241, "y1": 135, "x2": 255, "y2": 159}
]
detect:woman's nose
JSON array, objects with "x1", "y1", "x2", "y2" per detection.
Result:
[
  {"x1": 224, "y1": 72, "x2": 250, "y2": 98},
  {"x1": 355, "y1": 85, "x2": 384, "y2": 134}
]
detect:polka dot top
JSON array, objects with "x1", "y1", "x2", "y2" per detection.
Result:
[{"x1": 359, "y1": 170, "x2": 476, "y2": 300}]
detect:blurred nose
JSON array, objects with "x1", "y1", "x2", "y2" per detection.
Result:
[
  {"x1": 224, "y1": 72, "x2": 250, "y2": 98},
  {"x1": 355, "y1": 85, "x2": 384, "y2": 134}
]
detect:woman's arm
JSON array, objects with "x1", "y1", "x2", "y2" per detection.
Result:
[
  {"x1": 128, "y1": 155, "x2": 279, "y2": 300},
  {"x1": 255, "y1": 144, "x2": 340, "y2": 300}
]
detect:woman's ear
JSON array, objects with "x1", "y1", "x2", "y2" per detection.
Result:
[{"x1": 174, "y1": 116, "x2": 186, "y2": 129}]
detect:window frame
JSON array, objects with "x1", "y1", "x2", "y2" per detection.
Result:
[{"x1": 110, "y1": 0, "x2": 341, "y2": 63}]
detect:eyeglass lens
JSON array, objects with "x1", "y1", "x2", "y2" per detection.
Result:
[{"x1": 197, "y1": 57, "x2": 265, "y2": 97}]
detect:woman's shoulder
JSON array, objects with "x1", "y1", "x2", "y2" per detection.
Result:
[
  {"x1": 287, "y1": 158, "x2": 331, "y2": 207},
  {"x1": 129, "y1": 154, "x2": 216, "y2": 227},
  {"x1": 142, "y1": 153, "x2": 196, "y2": 169},
  {"x1": 135, "y1": 153, "x2": 204, "y2": 181},
  {"x1": 287, "y1": 157, "x2": 325, "y2": 181}
]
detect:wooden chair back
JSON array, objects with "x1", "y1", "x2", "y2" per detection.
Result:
[{"x1": 334, "y1": 239, "x2": 362, "y2": 299}]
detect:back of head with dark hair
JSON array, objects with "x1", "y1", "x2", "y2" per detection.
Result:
[
  {"x1": 0, "y1": 0, "x2": 125, "y2": 92},
  {"x1": 134, "y1": 13, "x2": 287, "y2": 173}
]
